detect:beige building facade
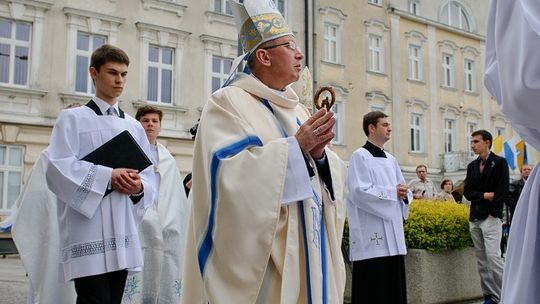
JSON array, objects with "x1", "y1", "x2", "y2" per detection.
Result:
[
  {"x1": 314, "y1": 0, "x2": 537, "y2": 185},
  {"x1": 0, "y1": 0, "x2": 308, "y2": 215},
  {"x1": 0, "y1": 0, "x2": 536, "y2": 215}
]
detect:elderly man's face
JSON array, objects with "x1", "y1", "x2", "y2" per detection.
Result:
[
  {"x1": 263, "y1": 35, "x2": 304, "y2": 86},
  {"x1": 416, "y1": 166, "x2": 427, "y2": 181},
  {"x1": 522, "y1": 165, "x2": 532, "y2": 179}
]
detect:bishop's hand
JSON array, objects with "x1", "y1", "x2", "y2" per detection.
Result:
[{"x1": 295, "y1": 108, "x2": 335, "y2": 157}]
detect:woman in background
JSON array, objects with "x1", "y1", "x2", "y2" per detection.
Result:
[{"x1": 435, "y1": 179, "x2": 456, "y2": 202}]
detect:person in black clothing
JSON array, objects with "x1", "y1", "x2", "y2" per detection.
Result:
[
  {"x1": 508, "y1": 164, "x2": 532, "y2": 221},
  {"x1": 182, "y1": 120, "x2": 199, "y2": 197},
  {"x1": 464, "y1": 130, "x2": 509, "y2": 304}
]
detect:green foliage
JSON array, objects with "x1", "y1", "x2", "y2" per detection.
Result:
[
  {"x1": 404, "y1": 200, "x2": 473, "y2": 252},
  {"x1": 342, "y1": 200, "x2": 473, "y2": 254}
]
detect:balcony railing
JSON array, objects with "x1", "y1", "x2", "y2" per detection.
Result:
[{"x1": 442, "y1": 151, "x2": 476, "y2": 172}]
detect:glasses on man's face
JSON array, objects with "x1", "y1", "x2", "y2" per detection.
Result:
[{"x1": 262, "y1": 41, "x2": 299, "y2": 51}]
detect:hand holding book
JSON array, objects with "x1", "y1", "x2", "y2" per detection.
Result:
[{"x1": 111, "y1": 168, "x2": 142, "y2": 195}]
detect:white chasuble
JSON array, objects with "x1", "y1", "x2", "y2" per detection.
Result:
[
  {"x1": 485, "y1": 1, "x2": 540, "y2": 302},
  {"x1": 181, "y1": 73, "x2": 347, "y2": 304},
  {"x1": 46, "y1": 105, "x2": 155, "y2": 282},
  {"x1": 12, "y1": 150, "x2": 76, "y2": 303},
  {"x1": 346, "y1": 148, "x2": 412, "y2": 262},
  {"x1": 122, "y1": 143, "x2": 190, "y2": 304}
]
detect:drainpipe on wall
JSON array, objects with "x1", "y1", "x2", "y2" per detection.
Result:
[
  {"x1": 312, "y1": 0, "x2": 317, "y2": 89},
  {"x1": 304, "y1": 0, "x2": 310, "y2": 68}
]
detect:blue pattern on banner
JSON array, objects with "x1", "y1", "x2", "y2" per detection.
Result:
[{"x1": 504, "y1": 142, "x2": 516, "y2": 169}]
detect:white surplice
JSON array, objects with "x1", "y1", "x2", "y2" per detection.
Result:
[
  {"x1": 181, "y1": 73, "x2": 347, "y2": 304},
  {"x1": 346, "y1": 147, "x2": 412, "y2": 262},
  {"x1": 11, "y1": 150, "x2": 76, "y2": 304},
  {"x1": 122, "y1": 143, "x2": 190, "y2": 304},
  {"x1": 46, "y1": 101, "x2": 155, "y2": 281},
  {"x1": 485, "y1": 1, "x2": 540, "y2": 302}
]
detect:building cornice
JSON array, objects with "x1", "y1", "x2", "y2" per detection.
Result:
[
  {"x1": 461, "y1": 46, "x2": 481, "y2": 56},
  {"x1": 364, "y1": 18, "x2": 389, "y2": 32},
  {"x1": 204, "y1": 10, "x2": 235, "y2": 26},
  {"x1": 0, "y1": 86, "x2": 47, "y2": 97},
  {"x1": 329, "y1": 84, "x2": 349, "y2": 95},
  {"x1": 406, "y1": 98, "x2": 429, "y2": 110},
  {"x1": 439, "y1": 104, "x2": 461, "y2": 116},
  {"x1": 463, "y1": 108, "x2": 481, "y2": 119},
  {"x1": 366, "y1": 91, "x2": 392, "y2": 103},
  {"x1": 63, "y1": 7, "x2": 125, "y2": 24},
  {"x1": 9, "y1": 0, "x2": 53, "y2": 10},
  {"x1": 388, "y1": 6, "x2": 485, "y2": 41},
  {"x1": 438, "y1": 39, "x2": 459, "y2": 51},
  {"x1": 319, "y1": 7, "x2": 348, "y2": 21},
  {"x1": 136, "y1": 22, "x2": 191, "y2": 38},
  {"x1": 404, "y1": 30, "x2": 427, "y2": 42},
  {"x1": 491, "y1": 113, "x2": 510, "y2": 124},
  {"x1": 140, "y1": 0, "x2": 187, "y2": 17},
  {"x1": 199, "y1": 34, "x2": 237, "y2": 46}
]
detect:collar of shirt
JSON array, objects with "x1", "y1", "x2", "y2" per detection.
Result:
[
  {"x1": 93, "y1": 95, "x2": 119, "y2": 115},
  {"x1": 249, "y1": 74, "x2": 288, "y2": 98},
  {"x1": 479, "y1": 151, "x2": 494, "y2": 162},
  {"x1": 363, "y1": 140, "x2": 386, "y2": 158}
]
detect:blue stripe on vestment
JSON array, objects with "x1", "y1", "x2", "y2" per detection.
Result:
[
  {"x1": 320, "y1": 201, "x2": 328, "y2": 304},
  {"x1": 197, "y1": 135, "x2": 264, "y2": 275},
  {"x1": 299, "y1": 204, "x2": 313, "y2": 304},
  {"x1": 261, "y1": 99, "x2": 328, "y2": 303}
]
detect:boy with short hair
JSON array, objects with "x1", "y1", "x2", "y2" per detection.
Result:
[{"x1": 46, "y1": 44, "x2": 155, "y2": 304}]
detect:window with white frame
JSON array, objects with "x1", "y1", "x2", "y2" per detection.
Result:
[
  {"x1": 324, "y1": 23, "x2": 340, "y2": 63},
  {"x1": 368, "y1": 34, "x2": 383, "y2": 73},
  {"x1": 466, "y1": 122, "x2": 477, "y2": 157},
  {"x1": 332, "y1": 101, "x2": 344, "y2": 144},
  {"x1": 444, "y1": 119, "x2": 456, "y2": 153},
  {"x1": 409, "y1": 0, "x2": 420, "y2": 15},
  {"x1": 464, "y1": 59, "x2": 475, "y2": 92},
  {"x1": 75, "y1": 32, "x2": 106, "y2": 94},
  {"x1": 441, "y1": 53, "x2": 454, "y2": 87},
  {"x1": 441, "y1": 1, "x2": 471, "y2": 31},
  {"x1": 409, "y1": 113, "x2": 423, "y2": 152},
  {"x1": 408, "y1": 45, "x2": 422, "y2": 81},
  {"x1": 368, "y1": 0, "x2": 381, "y2": 5},
  {"x1": 214, "y1": 0, "x2": 232, "y2": 15},
  {"x1": 0, "y1": 19, "x2": 31, "y2": 87},
  {"x1": 211, "y1": 55, "x2": 232, "y2": 93},
  {"x1": 147, "y1": 45, "x2": 174, "y2": 104},
  {"x1": 0, "y1": 145, "x2": 24, "y2": 211}
]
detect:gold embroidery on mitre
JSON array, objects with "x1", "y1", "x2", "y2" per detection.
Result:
[{"x1": 239, "y1": 13, "x2": 291, "y2": 52}]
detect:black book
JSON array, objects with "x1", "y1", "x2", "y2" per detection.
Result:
[{"x1": 81, "y1": 130, "x2": 152, "y2": 172}]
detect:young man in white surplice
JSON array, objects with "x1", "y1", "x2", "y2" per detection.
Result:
[{"x1": 46, "y1": 44, "x2": 155, "y2": 304}]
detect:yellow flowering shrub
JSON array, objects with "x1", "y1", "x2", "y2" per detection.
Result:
[{"x1": 404, "y1": 200, "x2": 473, "y2": 252}]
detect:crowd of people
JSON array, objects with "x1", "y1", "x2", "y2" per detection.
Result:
[{"x1": 0, "y1": 0, "x2": 539, "y2": 304}]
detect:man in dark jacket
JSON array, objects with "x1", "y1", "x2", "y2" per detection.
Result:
[
  {"x1": 464, "y1": 130, "x2": 508, "y2": 304},
  {"x1": 508, "y1": 164, "x2": 532, "y2": 221}
]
